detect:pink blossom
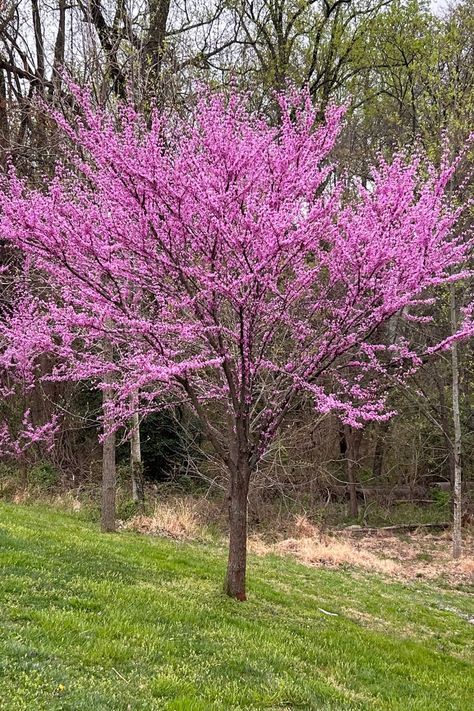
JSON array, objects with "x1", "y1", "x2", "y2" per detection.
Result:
[{"x1": 0, "y1": 85, "x2": 471, "y2": 466}]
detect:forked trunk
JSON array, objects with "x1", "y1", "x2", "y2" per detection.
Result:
[{"x1": 224, "y1": 462, "x2": 250, "y2": 601}]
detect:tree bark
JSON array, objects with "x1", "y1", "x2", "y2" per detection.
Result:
[
  {"x1": 101, "y1": 425, "x2": 116, "y2": 531},
  {"x1": 130, "y1": 399, "x2": 144, "y2": 511},
  {"x1": 144, "y1": 0, "x2": 171, "y2": 88},
  {"x1": 434, "y1": 371, "x2": 456, "y2": 486},
  {"x1": 343, "y1": 425, "x2": 362, "y2": 518},
  {"x1": 0, "y1": 67, "x2": 9, "y2": 166},
  {"x1": 224, "y1": 461, "x2": 250, "y2": 601},
  {"x1": 31, "y1": 0, "x2": 45, "y2": 86},
  {"x1": 51, "y1": 0, "x2": 66, "y2": 95},
  {"x1": 450, "y1": 284, "x2": 462, "y2": 559},
  {"x1": 347, "y1": 465, "x2": 359, "y2": 518},
  {"x1": 372, "y1": 420, "x2": 390, "y2": 480},
  {"x1": 101, "y1": 346, "x2": 116, "y2": 532}
]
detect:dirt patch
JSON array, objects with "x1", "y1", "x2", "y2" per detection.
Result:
[
  {"x1": 249, "y1": 534, "x2": 400, "y2": 575},
  {"x1": 248, "y1": 517, "x2": 474, "y2": 585},
  {"x1": 357, "y1": 528, "x2": 474, "y2": 584}
]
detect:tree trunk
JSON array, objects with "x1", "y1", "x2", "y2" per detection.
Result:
[
  {"x1": 101, "y1": 349, "x2": 116, "y2": 532},
  {"x1": 0, "y1": 68, "x2": 9, "y2": 167},
  {"x1": 372, "y1": 420, "x2": 390, "y2": 480},
  {"x1": 347, "y1": 464, "x2": 359, "y2": 518},
  {"x1": 31, "y1": 0, "x2": 45, "y2": 85},
  {"x1": 435, "y1": 372, "x2": 456, "y2": 486},
  {"x1": 130, "y1": 403, "x2": 144, "y2": 511},
  {"x1": 343, "y1": 425, "x2": 362, "y2": 519},
  {"x1": 450, "y1": 285, "x2": 462, "y2": 559},
  {"x1": 144, "y1": 0, "x2": 171, "y2": 88},
  {"x1": 101, "y1": 412, "x2": 116, "y2": 532},
  {"x1": 51, "y1": 0, "x2": 66, "y2": 95},
  {"x1": 224, "y1": 462, "x2": 250, "y2": 601}
]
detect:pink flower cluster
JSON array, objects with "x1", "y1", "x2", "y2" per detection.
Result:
[{"x1": 0, "y1": 85, "x2": 471, "y2": 464}]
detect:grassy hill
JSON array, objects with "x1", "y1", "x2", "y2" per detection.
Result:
[{"x1": 0, "y1": 503, "x2": 472, "y2": 710}]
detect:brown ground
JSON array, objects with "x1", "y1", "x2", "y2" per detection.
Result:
[
  {"x1": 121, "y1": 499, "x2": 474, "y2": 586},
  {"x1": 251, "y1": 525, "x2": 474, "y2": 585}
]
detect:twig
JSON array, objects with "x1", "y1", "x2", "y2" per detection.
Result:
[
  {"x1": 112, "y1": 668, "x2": 129, "y2": 684},
  {"x1": 342, "y1": 522, "x2": 451, "y2": 534}
]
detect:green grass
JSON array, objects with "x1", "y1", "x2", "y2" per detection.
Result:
[{"x1": 0, "y1": 503, "x2": 473, "y2": 710}]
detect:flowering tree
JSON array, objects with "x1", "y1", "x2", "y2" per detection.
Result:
[
  {"x1": 0, "y1": 274, "x2": 60, "y2": 458},
  {"x1": 0, "y1": 86, "x2": 470, "y2": 599}
]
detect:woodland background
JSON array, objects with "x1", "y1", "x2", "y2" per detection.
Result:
[{"x1": 1, "y1": 0, "x2": 473, "y2": 529}]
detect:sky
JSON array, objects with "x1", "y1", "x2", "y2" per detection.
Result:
[{"x1": 431, "y1": 0, "x2": 458, "y2": 14}]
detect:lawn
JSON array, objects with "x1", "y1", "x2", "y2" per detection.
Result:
[{"x1": 0, "y1": 503, "x2": 472, "y2": 710}]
